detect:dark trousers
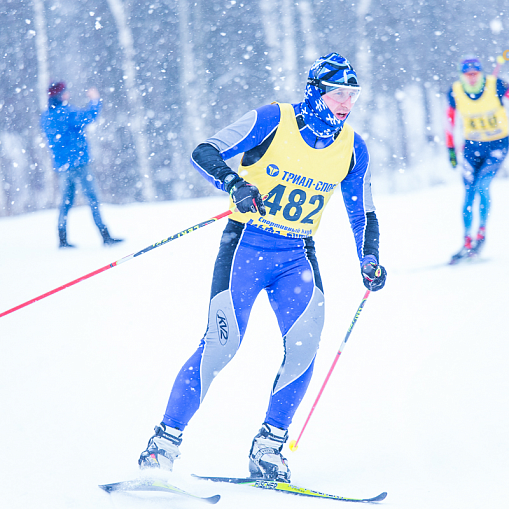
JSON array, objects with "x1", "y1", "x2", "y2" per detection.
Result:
[{"x1": 57, "y1": 165, "x2": 105, "y2": 232}]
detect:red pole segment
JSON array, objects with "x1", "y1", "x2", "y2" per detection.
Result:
[
  {"x1": 0, "y1": 208, "x2": 233, "y2": 319},
  {"x1": 289, "y1": 289, "x2": 371, "y2": 452},
  {"x1": 0, "y1": 264, "x2": 114, "y2": 318}
]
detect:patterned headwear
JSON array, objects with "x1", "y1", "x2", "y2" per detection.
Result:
[
  {"x1": 301, "y1": 53, "x2": 359, "y2": 137},
  {"x1": 459, "y1": 56, "x2": 483, "y2": 74},
  {"x1": 458, "y1": 56, "x2": 485, "y2": 95}
]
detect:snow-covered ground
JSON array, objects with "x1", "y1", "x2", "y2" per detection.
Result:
[{"x1": 1, "y1": 176, "x2": 508, "y2": 509}]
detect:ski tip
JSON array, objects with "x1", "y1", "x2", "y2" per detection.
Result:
[
  {"x1": 368, "y1": 491, "x2": 388, "y2": 502},
  {"x1": 289, "y1": 440, "x2": 298, "y2": 452},
  {"x1": 205, "y1": 494, "x2": 221, "y2": 504},
  {"x1": 98, "y1": 484, "x2": 114, "y2": 493}
]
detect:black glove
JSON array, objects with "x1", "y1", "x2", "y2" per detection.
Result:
[
  {"x1": 448, "y1": 147, "x2": 457, "y2": 168},
  {"x1": 229, "y1": 180, "x2": 266, "y2": 216},
  {"x1": 361, "y1": 256, "x2": 387, "y2": 292}
]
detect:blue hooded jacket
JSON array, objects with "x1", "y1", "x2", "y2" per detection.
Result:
[{"x1": 40, "y1": 100, "x2": 102, "y2": 171}]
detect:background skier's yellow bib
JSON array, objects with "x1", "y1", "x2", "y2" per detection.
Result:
[{"x1": 453, "y1": 75, "x2": 508, "y2": 142}]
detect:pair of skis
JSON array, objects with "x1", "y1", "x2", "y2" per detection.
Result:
[{"x1": 99, "y1": 475, "x2": 387, "y2": 504}]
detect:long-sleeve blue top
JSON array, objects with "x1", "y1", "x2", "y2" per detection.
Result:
[
  {"x1": 40, "y1": 100, "x2": 102, "y2": 171},
  {"x1": 190, "y1": 102, "x2": 380, "y2": 263}
]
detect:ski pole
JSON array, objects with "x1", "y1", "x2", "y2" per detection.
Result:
[
  {"x1": 0, "y1": 208, "x2": 234, "y2": 319},
  {"x1": 289, "y1": 289, "x2": 371, "y2": 452},
  {"x1": 493, "y1": 53, "x2": 507, "y2": 78}
]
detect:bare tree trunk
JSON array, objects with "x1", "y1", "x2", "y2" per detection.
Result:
[
  {"x1": 259, "y1": 0, "x2": 283, "y2": 101},
  {"x1": 355, "y1": 0, "x2": 373, "y2": 138},
  {"x1": 177, "y1": 0, "x2": 206, "y2": 154},
  {"x1": 422, "y1": 82, "x2": 435, "y2": 144},
  {"x1": 33, "y1": 0, "x2": 49, "y2": 113},
  {"x1": 395, "y1": 90, "x2": 408, "y2": 167},
  {"x1": 280, "y1": 0, "x2": 298, "y2": 100},
  {"x1": 173, "y1": 0, "x2": 214, "y2": 198},
  {"x1": 0, "y1": 133, "x2": 31, "y2": 215},
  {"x1": 189, "y1": 1, "x2": 209, "y2": 130},
  {"x1": 297, "y1": 1, "x2": 318, "y2": 65},
  {"x1": 106, "y1": 0, "x2": 155, "y2": 201},
  {"x1": 0, "y1": 155, "x2": 5, "y2": 215},
  {"x1": 32, "y1": 0, "x2": 57, "y2": 209}
]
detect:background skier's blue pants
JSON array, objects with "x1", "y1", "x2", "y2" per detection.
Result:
[
  {"x1": 57, "y1": 165, "x2": 105, "y2": 231},
  {"x1": 462, "y1": 137, "x2": 508, "y2": 234},
  {"x1": 163, "y1": 221, "x2": 325, "y2": 431}
]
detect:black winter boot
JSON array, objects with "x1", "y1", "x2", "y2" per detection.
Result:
[
  {"x1": 58, "y1": 229, "x2": 76, "y2": 249},
  {"x1": 100, "y1": 227, "x2": 124, "y2": 246}
]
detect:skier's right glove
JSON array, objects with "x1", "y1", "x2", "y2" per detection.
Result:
[
  {"x1": 448, "y1": 147, "x2": 457, "y2": 168},
  {"x1": 361, "y1": 256, "x2": 387, "y2": 292},
  {"x1": 229, "y1": 179, "x2": 266, "y2": 216}
]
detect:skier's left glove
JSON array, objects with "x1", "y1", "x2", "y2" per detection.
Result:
[{"x1": 361, "y1": 255, "x2": 387, "y2": 292}]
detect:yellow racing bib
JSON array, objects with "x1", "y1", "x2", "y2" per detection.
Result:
[
  {"x1": 229, "y1": 103, "x2": 354, "y2": 238},
  {"x1": 453, "y1": 75, "x2": 508, "y2": 142}
]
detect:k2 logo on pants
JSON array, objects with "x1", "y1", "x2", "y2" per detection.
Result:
[{"x1": 216, "y1": 309, "x2": 229, "y2": 345}]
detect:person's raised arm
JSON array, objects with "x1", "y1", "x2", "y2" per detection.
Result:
[{"x1": 72, "y1": 87, "x2": 102, "y2": 126}]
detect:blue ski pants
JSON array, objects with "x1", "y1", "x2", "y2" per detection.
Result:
[
  {"x1": 163, "y1": 220, "x2": 325, "y2": 431},
  {"x1": 461, "y1": 137, "x2": 508, "y2": 234}
]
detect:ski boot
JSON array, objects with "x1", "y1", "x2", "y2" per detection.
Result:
[
  {"x1": 101, "y1": 227, "x2": 124, "y2": 246},
  {"x1": 138, "y1": 423, "x2": 182, "y2": 471},
  {"x1": 449, "y1": 235, "x2": 473, "y2": 265},
  {"x1": 472, "y1": 226, "x2": 486, "y2": 256},
  {"x1": 248, "y1": 423, "x2": 291, "y2": 482}
]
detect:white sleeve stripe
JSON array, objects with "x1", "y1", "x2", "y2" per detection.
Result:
[
  {"x1": 260, "y1": 125, "x2": 278, "y2": 144},
  {"x1": 219, "y1": 110, "x2": 258, "y2": 155},
  {"x1": 204, "y1": 110, "x2": 259, "y2": 156}
]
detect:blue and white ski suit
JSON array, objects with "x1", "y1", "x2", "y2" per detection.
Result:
[{"x1": 162, "y1": 102, "x2": 380, "y2": 431}]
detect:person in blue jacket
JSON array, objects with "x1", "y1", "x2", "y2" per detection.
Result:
[
  {"x1": 138, "y1": 53, "x2": 387, "y2": 482},
  {"x1": 40, "y1": 82, "x2": 123, "y2": 248}
]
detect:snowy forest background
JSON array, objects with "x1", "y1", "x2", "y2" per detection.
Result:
[{"x1": 1, "y1": 0, "x2": 508, "y2": 217}]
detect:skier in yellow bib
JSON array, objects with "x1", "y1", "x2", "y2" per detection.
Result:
[
  {"x1": 138, "y1": 53, "x2": 387, "y2": 482},
  {"x1": 446, "y1": 56, "x2": 509, "y2": 264}
]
